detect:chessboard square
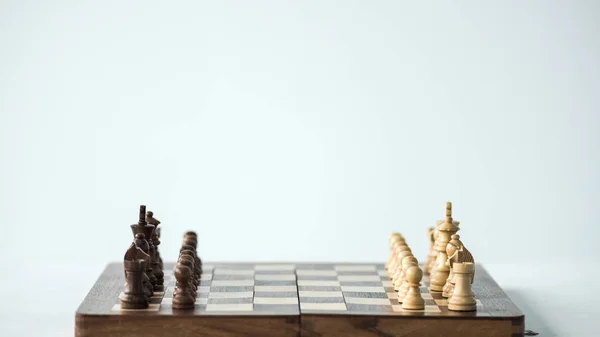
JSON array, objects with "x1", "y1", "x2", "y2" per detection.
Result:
[
  {"x1": 254, "y1": 291, "x2": 298, "y2": 298},
  {"x1": 295, "y1": 270, "x2": 337, "y2": 276},
  {"x1": 476, "y1": 299, "x2": 483, "y2": 306},
  {"x1": 392, "y1": 304, "x2": 442, "y2": 313},
  {"x1": 381, "y1": 280, "x2": 393, "y2": 287},
  {"x1": 336, "y1": 270, "x2": 380, "y2": 276},
  {"x1": 205, "y1": 303, "x2": 253, "y2": 312},
  {"x1": 424, "y1": 299, "x2": 436, "y2": 306},
  {"x1": 346, "y1": 303, "x2": 393, "y2": 312},
  {"x1": 421, "y1": 292, "x2": 433, "y2": 300},
  {"x1": 200, "y1": 274, "x2": 213, "y2": 280},
  {"x1": 337, "y1": 275, "x2": 381, "y2": 282},
  {"x1": 208, "y1": 291, "x2": 254, "y2": 298},
  {"x1": 387, "y1": 292, "x2": 398, "y2": 299},
  {"x1": 343, "y1": 291, "x2": 387, "y2": 299},
  {"x1": 254, "y1": 264, "x2": 296, "y2": 271},
  {"x1": 212, "y1": 274, "x2": 255, "y2": 281},
  {"x1": 425, "y1": 305, "x2": 442, "y2": 313},
  {"x1": 210, "y1": 287, "x2": 254, "y2": 294},
  {"x1": 162, "y1": 297, "x2": 172, "y2": 304},
  {"x1": 208, "y1": 297, "x2": 253, "y2": 305},
  {"x1": 335, "y1": 265, "x2": 376, "y2": 272},
  {"x1": 199, "y1": 280, "x2": 212, "y2": 286},
  {"x1": 111, "y1": 304, "x2": 160, "y2": 312},
  {"x1": 299, "y1": 296, "x2": 344, "y2": 303},
  {"x1": 253, "y1": 304, "x2": 299, "y2": 314},
  {"x1": 300, "y1": 302, "x2": 347, "y2": 311},
  {"x1": 209, "y1": 286, "x2": 254, "y2": 292},
  {"x1": 254, "y1": 274, "x2": 296, "y2": 281},
  {"x1": 254, "y1": 285, "x2": 298, "y2": 292},
  {"x1": 340, "y1": 281, "x2": 385, "y2": 287},
  {"x1": 254, "y1": 297, "x2": 298, "y2": 305},
  {"x1": 196, "y1": 298, "x2": 208, "y2": 305},
  {"x1": 255, "y1": 280, "x2": 297, "y2": 286},
  {"x1": 198, "y1": 286, "x2": 210, "y2": 293},
  {"x1": 296, "y1": 275, "x2": 338, "y2": 281},
  {"x1": 298, "y1": 285, "x2": 342, "y2": 292},
  {"x1": 341, "y1": 286, "x2": 386, "y2": 293},
  {"x1": 345, "y1": 297, "x2": 393, "y2": 305},
  {"x1": 213, "y1": 269, "x2": 255, "y2": 276},
  {"x1": 297, "y1": 280, "x2": 340, "y2": 287},
  {"x1": 296, "y1": 264, "x2": 337, "y2": 270},
  {"x1": 211, "y1": 280, "x2": 254, "y2": 287},
  {"x1": 377, "y1": 270, "x2": 387, "y2": 276},
  {"x1": 298, "y1": 291, "x2": 343, "y2": 298}
]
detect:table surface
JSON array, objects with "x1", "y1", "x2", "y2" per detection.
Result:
[{"x1": 0, "y1": 261, "x2": 596, "y2": 337}]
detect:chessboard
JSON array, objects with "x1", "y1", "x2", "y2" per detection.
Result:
[{"x1": 76, "y1": 262, "x2": 525, "y2": 337}]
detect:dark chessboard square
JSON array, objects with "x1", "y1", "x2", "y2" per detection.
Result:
[
  {"x1": 299, "y1": 297, "x2": 344, "y2": 304},
  {"x1": 196, "y1": 292, "x2": 209, "y2": 299},
  {"x1": 424, "y1": 299, "x2": 436, "y2": 306},
  {"x1": 296, "y1": 275, "x2": 338, "y2": 281},
  {"x1": 255, "y1": 280, "x2": 296, "y2": 286},
  {"x1": 343, "y1": 292, "x2": 388, "y2": 299},
  {"x1": 298, "y1": 285, "x2": 342, "y2": 292},
  {"x1": 207, "y1": 297, "x2": 253, "y2": 305},
  {"x1": 254, "y1": 291, "x2": 298, "y2": 298},
  {"x1": 339, "y1": 281, "x2": 385, "y2": 287},
  {"x1": 253, "y1": 304, "x2": 299, "y2": 314},
  {"x1": 209, "y1": 286, "x2": 254, "y2": 292},
  {"x1": 346, "y1": 303, "x2": 394, "y2": 312},
  {"x1": 212, "y1": 274, "x2": 255, "y2": 281}
]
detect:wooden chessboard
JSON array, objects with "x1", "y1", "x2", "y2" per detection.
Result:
[{"x1": 75, "y1": 262, "x2": 525, "y2": 337}]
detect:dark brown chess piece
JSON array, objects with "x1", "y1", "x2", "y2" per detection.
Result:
[
  {"x1": 172, "y1": 262, "x2": 195, "y2": 310},
  {"x1": 146, "y1": 211, "x2": 164, "y2": 292},
  {"x1": 131, "y1": 205, "x2": 157, "y2": 291},
  {"x1": 180, "y1": 249, "x2": 200, "y2": 287},
  {"x1": 133, "y1": 233, "x2": 153, "y2": 298},
  {"x1": 183, "y1": 232, "x2": 202, "y2": 275},
  {"x1": 178, "y1": 255, "x2": 198, "y2": 294},
  {"x1": 120, "y1": 243, "x2": 149, "y2": 309}
]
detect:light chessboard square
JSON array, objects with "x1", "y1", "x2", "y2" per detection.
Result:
[
  {"x1": 377, "y1": 270, "x2": 387, "y2": 276},
  {"x1": 337, "y1": 275, "x2": 381, "y2": 282},
  {"x1": 254, "y1": 274, "x2": 296, "y2": 281},
  {"x1": 300, "y1": 302, "x2": 347, "y2": 311},
  {"x1": 254, "y1": 285, "x2": 297, "y2": 292},
  {"x1": 254, "y1": 264, "x2": 296, "y2": 271},
  {"x1": 111, "y1": 303, "x2": 160, "y2": 312},
  {"x1": 295, "y1": 270, "x2": 337, "y2": 276},
  {"x1": 210, "y1": 280, "x2": 255, "y2": 287},
  {"x1": 297, "y1": 280, "x2": 340, "y2": 287},
  {"x1": 298, "y1": 291, "x2": 343, "y2": 298},
  {"x1": 341, "y1": 286, "x2": 386, "y2": 293},
  {"x1": 334, "y1": 265, "x2": 376, "y2": 272},
  {"x1": 213, "y1": 269, "x2": 255, "y2": 275},
  {"x1": 254, "y1": 297, "x2": 299, "y2": 305},
  {"x1": 208, "y1": 291, "x2": 253, "y2": 299}
]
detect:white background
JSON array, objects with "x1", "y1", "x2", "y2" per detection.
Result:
[{"x1": 0, "y1": 1, "x2": 598, "y2": 336}]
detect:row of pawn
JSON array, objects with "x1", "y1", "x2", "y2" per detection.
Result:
[
  {"x1": 385, "y1": 233, "x2": 425, "y2": 310},
  {"x1": 173, "y1": 231, "x2": 203, "y2": 310}
]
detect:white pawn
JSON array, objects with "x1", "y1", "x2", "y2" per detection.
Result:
[
  {"x1": 392, "y1": 249, "x2": 413, "y2": 290},
  {"x1": 397, "y1": 256, "x2": 418, "y2": 302},
  {"x1": 401, "y1": 265, "x2": 425, "y2": 310},
  {"x1": 448, "y1": 262, "x2": 477, "y2": 312}
]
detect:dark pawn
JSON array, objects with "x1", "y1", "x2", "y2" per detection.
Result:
[
  {"x1": 120, "y1": 243, "x2": 149, "y2": 309},
  {"x1": 173, "y1": 263, "x2": 195, "y2": 310},
  {"x1": 180, "y1": 250, "x2": 200, "y2": 287},
  {"x1": 178, "y1": 255, "x2": 198, "y2": 293}
]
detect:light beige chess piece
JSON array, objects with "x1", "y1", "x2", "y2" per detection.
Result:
[
  {"x1": 430, "y1": 202, "x2": 460, "y2": 292},
  {"x1": 386, "y1": 234, "x2": 404, "y2": 271},
  {"x1": 448, "y1": 262, "x2": 477, "y2": 311},
  {"x1": 423, "y1": 227, "x2": 436, "y2": 275},
  {"x1": 397, "y1": 256, "x2": 418, "y2": 303},
  {"x1": 388, "y1": 243, "x2": 410, "y2": 279},
  {"x1": 427, "y1": 226, "x2": 440, "y2": 275},
  {"x1": 401, "y1": 265, "x2": 425, "y2": 310},
  {"x1": 443, "y1": 234, "x2": 474, "y2": 298},
  {"x1": 392, "y1": 249, "x2": 413, "y2": 288}
]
